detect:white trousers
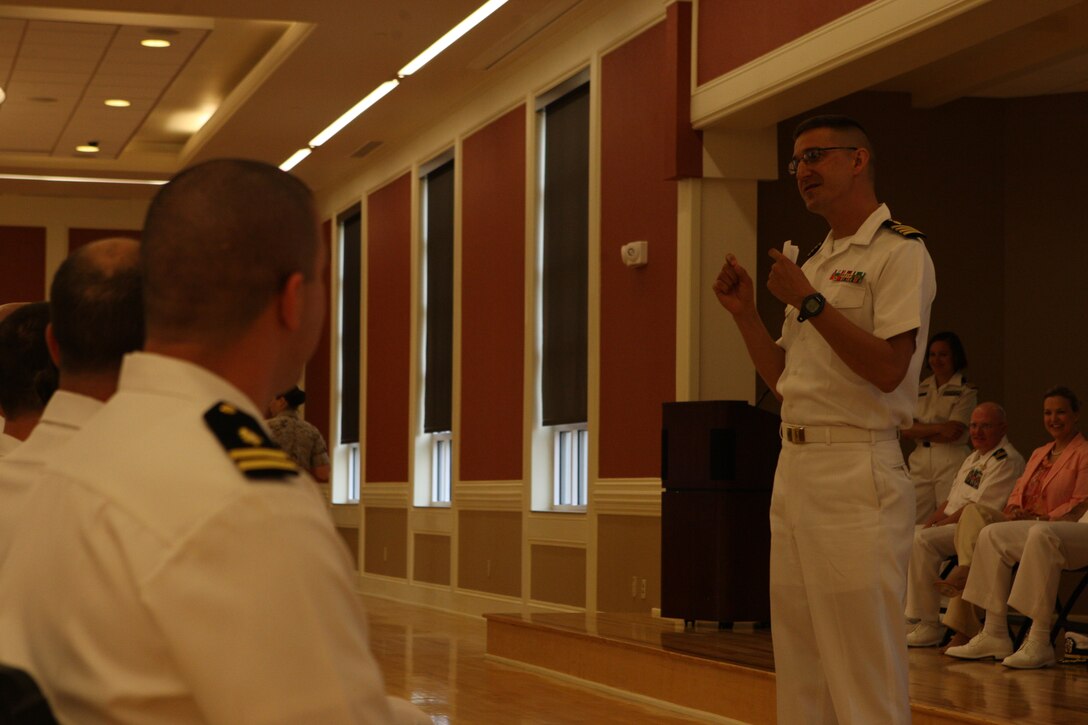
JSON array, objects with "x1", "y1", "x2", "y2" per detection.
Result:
[
  {"x1": 963, "y1": 520, "x2": 1088, "y2": 625},
  {"x1": 908, "y1": 442, "x2": 969, "y2": 524},
  {"x1": 905, "y1": 523, "x2": 956, "y2": 623},
  {"x1": 771, "y1": 439, "x2": 913, "y2": 725}
]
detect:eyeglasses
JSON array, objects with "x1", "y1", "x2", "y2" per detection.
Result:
[{"x1": 787, "y1": 146, "x2": 858, "y2": 175}]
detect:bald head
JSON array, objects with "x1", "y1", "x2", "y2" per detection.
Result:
[
  {"x1": 0, "y1": 302, "x2": 28, "y2": 325},
  {"x1": 969, "y1": 402, "x2": 1008, "y2": 455},
  {"x1": 141, "y1": 158, "x2": 319, "y2": 344},
  {"x1": 49, "y1": 237, "x2": 143, "y2": 378}
]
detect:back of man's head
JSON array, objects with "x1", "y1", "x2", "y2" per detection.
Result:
[
  {"x1": 50, "y1": 237, "x2": 143, "y2": 380},
  {"x1": 140, "y1": 158, "x2": 318, "y2": 344},
  {"x1": 0, "y1": 302, "x2": 55, "y2": 419}
]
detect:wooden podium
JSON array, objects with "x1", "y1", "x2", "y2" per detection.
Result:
[{"x1": 660, "y1": 401, "x2": 780, "y2": 626}]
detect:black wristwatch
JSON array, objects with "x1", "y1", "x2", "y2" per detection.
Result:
[{"x1": 797, "y1": 292, "x2": 826, "y2": 322}]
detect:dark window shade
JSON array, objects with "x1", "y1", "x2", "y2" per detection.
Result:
[
  {"x1": 339, "y1": 205, "x2": 362, "y2": 444},
  {"x1": 423, "y1": 160, "x2": 454, "y2": 433},
  {"x1": 541, "y1": 82, "x2": 589, "y2": 427}
]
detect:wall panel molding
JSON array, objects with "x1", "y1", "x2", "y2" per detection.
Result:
[
  {"x1": 593, "y1": 478, "x2": 661, "y2": 516},
  {"x1": 456, "y1": 481, "x2": 522, "y2": 511}
]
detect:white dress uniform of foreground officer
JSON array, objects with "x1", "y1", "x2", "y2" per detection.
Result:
[
  {"x1": 714, "y1": 115, "x2": 935, "y2": 724},
  {"x1": 0, "y1": 160, "x2": 429, "y2": 724}
]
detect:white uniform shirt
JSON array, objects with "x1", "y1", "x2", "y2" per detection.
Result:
[
  {"x1": 1, "y1": 390, "x2": 102, "y2": 466},
  {"x1": 0, "y1": 352, "x2": 395, "y2": 725},
  {"x1": 776, "y1": 203, "x2": 936, "y2": 429},
  {"x1": 944, "y1": 436, "x2": 1026, "y2": 514},
  {"x1": 0, "y1": 432, "x2": 19, "y2": 457},
  {"x1": 914, "y1": 372, "x2": 975, "y2": 446},
  {"x1": 0, "y1": 391, "x2": 103, "y2": 562}
]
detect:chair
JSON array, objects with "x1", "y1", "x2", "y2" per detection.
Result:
[
  {"x1": 1012, "y1": 566, "x2": 1088, "y2": 646},
  {"x1": 0, "y1": 664, "x2": 58, "y2": 724}
]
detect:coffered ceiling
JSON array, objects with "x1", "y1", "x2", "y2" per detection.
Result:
[{"x1": 0, "y1": 0, "x2": 1087, "y2": 201}]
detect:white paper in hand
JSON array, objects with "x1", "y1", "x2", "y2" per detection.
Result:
[{"x1": 782, "y1": 241, "x2": 798, "y2": 264}]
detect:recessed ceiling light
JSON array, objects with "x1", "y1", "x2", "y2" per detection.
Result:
[
  {"x1": 140, "y1": 38, "x2": 171, "y2": 48},
  {"x1": 76, "y1": 142, "x2": 100, "y2": 153},
  {"x1": 104, "y1": 99, "x2": 131, "y2": 108}
]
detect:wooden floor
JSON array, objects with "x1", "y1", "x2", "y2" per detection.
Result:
[
  {"x1": 363, "y1": 595, "x2": 709, "y2": 723},
  {"x1": 363, "y1": 594, "x2": 1088, "y2": 723}
]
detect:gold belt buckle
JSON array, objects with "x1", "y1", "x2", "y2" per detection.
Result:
[{"x1": 786, "y1": 426, "x2": 805, "y2": 444}]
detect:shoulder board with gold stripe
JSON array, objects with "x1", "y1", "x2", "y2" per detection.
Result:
[
  {"x1": 204, "y1": 401, "x2": 299, "y2": 481},
  {"x1": 993, "y1": 448, "x2": 1008, "y2": 460},
  {"x1": 882, "y1": 219, "x2": 926, "y2": 240}
]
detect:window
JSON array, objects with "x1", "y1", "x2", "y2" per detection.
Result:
[
  {"x1": 534, "y1": 72, "x2": 590, "y2": 510},
  {"x1": 552, "y1": 424, "x2": 588, "y2": 508},
  {"x1": 337, "y1": 204, "x2": 362, "y2": 502},
  {"x1": 431, "y1": 431, "x2": 452, "y2": 504},
  {"x1": 417, "y1": 153, "x2": 454, "y2": 505}
]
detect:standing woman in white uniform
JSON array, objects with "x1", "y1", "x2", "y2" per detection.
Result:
[{"x1": 902, "y1": 331, "x2": 976, "y2": 523}]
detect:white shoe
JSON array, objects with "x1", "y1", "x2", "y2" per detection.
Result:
[
  {"x1": 906, "y1": 621, "x2": 947, "y2": 647},
  {"x1": 945, "y1": 631, "x2": 1014, "y2": 660},
  {"x1": 1002, "y1": 639, "x2": 1056, "y2": 669}
]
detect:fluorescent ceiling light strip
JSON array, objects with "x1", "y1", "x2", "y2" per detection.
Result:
[
  {"x1": 279, "y1": 148, "x2": 312, "y2": 172},
  {"x1": 398, "y1": 0, "x2": 508, "y2": 77},
  {"x1": 309, "y1": 79, "x2": 399, "y2": 148},
  {"x1": 0, "y1": 173, "x2": 166, "y2": 185}
]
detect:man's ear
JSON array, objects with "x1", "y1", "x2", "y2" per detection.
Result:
[
  {"x1": 45, "y1": 322, "x2": 63, "y2": 367},
  {"x1": 853, "y1": 147, "x2": 870, "y2": 176},
  {"x1": 277, "y1": 272, "x2": 306, "y2": 332}
]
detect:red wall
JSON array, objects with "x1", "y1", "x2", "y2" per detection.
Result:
[
  {"x1": 305, "y1": 218, "x2": 333, "y2": 445},
  {"x1": 598, "y1": 10, "x2": 697, "y2": 479},
  {"x1": 68, "y1": 227, "x2": 141, "y2": 252},
  {"x1": 365, "y1": 174, "x2": 412, "y2": 483},
  {"x1": 0, "y1": 226, "x2": 46, "y2": 303},
  {"x1": 696, "y1": 0, "x2": 869, "y2": 85},
  {"x1": 460, "y1": 106, "x2": 527, "y2": 481}
]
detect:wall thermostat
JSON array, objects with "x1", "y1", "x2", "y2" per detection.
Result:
[{"x1": 621, "y1": 240, "x2": 648, "y2": 267}]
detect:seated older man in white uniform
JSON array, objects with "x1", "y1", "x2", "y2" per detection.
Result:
[
  {"x1": 906, "y1": 402, "x2": 1024, "y2": 646},
  {"x1": 945, "y1": 508, "x2": 1088, "y2": 668}
]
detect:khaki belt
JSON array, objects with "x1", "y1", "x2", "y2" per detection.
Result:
[{"x1": 781, "y1": 424, "x2": 900, "y2": 445}]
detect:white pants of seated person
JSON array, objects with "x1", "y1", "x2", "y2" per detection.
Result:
[
  {"x1": 905, "y1": 523, "x2": 957, "y2": 623},
  {"x1": 772, "y1": 439, "x2": 913, "y2": 725},
  {"x1": 963, "y1": 520, "x2": 1088, "y2": 626},
  {"x1": 909, "y1": 442, "x2": 969, "y2": 524}
]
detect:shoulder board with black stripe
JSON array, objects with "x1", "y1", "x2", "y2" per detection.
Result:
[
  {"x1": 882, "y1": 219, "x2": 926, "y2": 240},
  {"x1": 204, "y1": 401, "x2": 299, "y2": 481},
  {"x1": 993, "y1": 448, "x2": 1008, "y2": 460},
  {"x1": 941, "y1": 388, "x2": 963, "y2": 396}
]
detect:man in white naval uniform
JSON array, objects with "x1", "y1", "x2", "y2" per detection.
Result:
[
  {"x1": 714, "y1": 115, "x2": 935, "y2": 724},
  {"x1": 947, "y1": 511, "x2": 1088, "y2": 668},
  {"x1": 0, "y1": 161, "x2": 428, "y2": 724},
  {"x1": 0, "y1": 237, "x2": 143, "y2": 560},
  {"x1": 905, "y1": 402, "x2": 1024, "y2": 647}
]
